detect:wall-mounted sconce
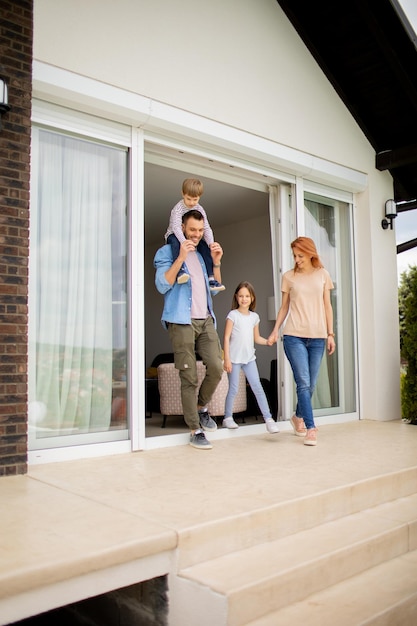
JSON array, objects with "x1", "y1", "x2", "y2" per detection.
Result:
[
  {"x1": 381, "y1": 199, "x2": 397, "y2": 230},
  {"x1": 0, "y1": 72, "x2": 11, "y2": 130}
]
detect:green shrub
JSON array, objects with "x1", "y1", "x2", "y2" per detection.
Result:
[{"x1": 399, "y1": 265, "x2": 417, "y2": 424}]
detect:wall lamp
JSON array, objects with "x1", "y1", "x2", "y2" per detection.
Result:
[
  {"x1": 381, "y1": 199, "x2": 397, "y2": 230},
  {"x1": 0, "y1": 72, "x2": 11, "y2": 131}
]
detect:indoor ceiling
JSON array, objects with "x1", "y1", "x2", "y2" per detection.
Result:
[{"x1": 144, "y1": 154, "x2": 271, "y2": 247}]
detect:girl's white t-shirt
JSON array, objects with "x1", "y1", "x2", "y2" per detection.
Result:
[{"x1": 227, "y1": 309, "x2": 260, "y2": 364}]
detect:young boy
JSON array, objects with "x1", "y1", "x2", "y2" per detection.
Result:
[{"x1": 164, "y1": 178, "x2": 225, "y2": 291}]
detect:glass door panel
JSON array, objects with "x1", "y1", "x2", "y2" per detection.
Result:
[
  {"x1": 304, "y1": 193, "x2": 356, "y2": 415},
  {"x1": 28, "y1": 129, "x2": 128, "y2": 448}
]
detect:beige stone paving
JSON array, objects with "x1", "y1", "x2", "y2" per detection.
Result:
[{"x1": 1, "y1": 420, "x2": 416, "y2": 617}]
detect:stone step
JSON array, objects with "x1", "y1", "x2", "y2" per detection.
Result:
[
  {"x1": 176, "y1": 467, "x2": 417, "y2": 570},
  {"x1": 174, "y1": 493, "x2": 417, "y2": 626},
  {"x1": 246, "y1": 549, "x2": 417, "y2": 626}
]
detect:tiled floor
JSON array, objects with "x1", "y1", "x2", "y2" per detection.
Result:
[{"x1": 1, "y1": 419, "x2": 417, "y2": 624}]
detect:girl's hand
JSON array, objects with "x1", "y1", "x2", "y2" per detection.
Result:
[
  {"x1": 268, "y1": 330, "x2": 278, "y2": 345},
  {"x1": 223, "y1": 359, "x2": 232, "y2": 373}
]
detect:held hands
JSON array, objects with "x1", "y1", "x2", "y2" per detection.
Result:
[{"x1": 268, "y1": 330, "x2": 278, "y2": 345}]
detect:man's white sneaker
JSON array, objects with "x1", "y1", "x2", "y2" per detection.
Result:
[
  {"x1": 222, "y1": 416, "x2": 239, "y2": 429},
  {"x1": 265, "y1": 418, "x2": 279, "y2": 434}
]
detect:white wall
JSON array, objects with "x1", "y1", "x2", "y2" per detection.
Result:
[
  {"x1": 34, "y1": 0, "x2": 372, "y2": 173},
  {"x1": 354, "y1": 170, "x2": 401, "y2": 420}
]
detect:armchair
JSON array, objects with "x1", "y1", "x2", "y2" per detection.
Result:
[{"x1": 157, "y1": 362, "x2": 246, "y2": 428}]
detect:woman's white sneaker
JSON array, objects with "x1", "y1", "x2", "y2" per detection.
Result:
[{"x1": 222, "y1": 416, "x2": 239, "y2": 429}]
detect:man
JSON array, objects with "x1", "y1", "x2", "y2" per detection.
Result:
[{"x1": 154, "y1": 209, "x2": 224, "y2": 449}]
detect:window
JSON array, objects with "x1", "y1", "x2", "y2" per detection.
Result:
[{"x1": 28, "y1": 129, "x2": 128, "y2": 448}]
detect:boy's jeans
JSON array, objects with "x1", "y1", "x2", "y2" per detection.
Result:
[{"x1": 283, "y1": 335, "x2": 326, "y2": 429}]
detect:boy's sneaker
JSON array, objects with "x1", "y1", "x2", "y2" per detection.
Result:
[
  {"x1": 198, "y1": 408, "x2": 217, "y2": 432},
  {"x1": 209, "y1": 279, "x2": 226, "y2": 292},
  {"x1": 222, "y1": 416, "x2": 239, "y2": 429},
  {"x1": 265, "y1": 418, "x2": 280, "y2": 434},
  {"x1": 190, "y1": 431, "x2": 212, "y2": 450},
  {"x1": 177, "y1": 273, "x2": 190, "y2": 284}
]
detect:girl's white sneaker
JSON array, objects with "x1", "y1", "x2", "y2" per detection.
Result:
[
  {"x1": 265, "y1": 418, "x2": 279, "y2": 434},
  {"x1": 222, "y1": 416, "x2": 239, "y2": 429}
]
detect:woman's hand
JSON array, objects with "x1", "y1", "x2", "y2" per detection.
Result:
[
  {"x1": 268, "y1": 330, "x2": 278, "y2": 345},
  {"x1": 327, "y1": 335, "x2": 336, "y2": 355},
  {"x1": 223, "y1": 358, "x2": 232, "y2": 373}
]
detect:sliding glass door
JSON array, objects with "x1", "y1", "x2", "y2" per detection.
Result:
[
  {"x1": 303, "y1": 191, "x2": 356, "y2": 415},
  {"x1": 28, "y1": 128, "x2": 129, "y2": 448}
]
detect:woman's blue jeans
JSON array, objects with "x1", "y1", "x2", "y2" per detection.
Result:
[
  {"x1": 283, "y1": 335, "x2": 326, "y2": 429},
  {"x1": 225, "y1": 359, "x2": 271, "y2": 421}
]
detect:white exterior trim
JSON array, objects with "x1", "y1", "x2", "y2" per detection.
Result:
[{"x1": 33, "y1": 61, "x2": 367, "y2": 194}]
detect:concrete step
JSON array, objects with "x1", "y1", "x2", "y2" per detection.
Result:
[
  {"x1": 176, "y1": 467, "x2": 417, "y2": 570},
  {"x1": 173, "y1": 493, "x2": 417, "y2": 626},
  {"x1": 246, "y1": 549, "x2": 417, "y2": 626}
]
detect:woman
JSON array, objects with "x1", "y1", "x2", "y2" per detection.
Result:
[{"x1": 268, "y1": 237, "x2": 336, "y2": 446}]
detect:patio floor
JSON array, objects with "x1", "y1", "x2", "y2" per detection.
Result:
[{"x1": 1, "y1": 419, "x2": 417, "y2": 624}]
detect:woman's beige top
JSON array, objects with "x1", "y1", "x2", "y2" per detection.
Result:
[{"x1": 281, "y1": 267, "x2": 334, "y2": 338}]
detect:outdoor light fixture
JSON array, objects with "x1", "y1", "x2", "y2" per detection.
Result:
[
  {"x1": 381, "y1": 199, "x2": 397, "y2": 230},
  {"x1": 0, "y1": 73, "x2": 11, "y2": 130}
]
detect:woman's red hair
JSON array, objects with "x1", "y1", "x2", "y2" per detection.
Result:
[{"x1": 291, "y1": 237, "x2": 323, "y2": 271}]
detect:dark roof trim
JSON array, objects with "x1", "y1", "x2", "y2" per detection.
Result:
[
  {"x1": 398, "y1": 238, "x2": 417, "y2": 254},
  {"x1": 276, "y1": 0, "x2": 417, "y2": 203}
]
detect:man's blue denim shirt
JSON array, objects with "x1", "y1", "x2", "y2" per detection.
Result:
[{"x1": 154, "y1": 244, "x2": 218, "y2": 330}]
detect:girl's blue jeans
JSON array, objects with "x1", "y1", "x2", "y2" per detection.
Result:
[
  {"x1": 225, "y1": 359, "x2": 271, "y2": 421},
  {"x1": 283, "y1": 335, "x2": 326, "y2": 430}
]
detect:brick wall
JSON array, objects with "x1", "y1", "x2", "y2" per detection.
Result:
[{"x1": 0, "y1": 0, "x2": 33, "y2": 476}]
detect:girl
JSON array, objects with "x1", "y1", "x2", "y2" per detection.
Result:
[
  {"x1": 223, "y1": 281, "x2": 279, "y2": 433},
  {"x1": 268, "y1": 237, "x2": 336, "y2": 446}
]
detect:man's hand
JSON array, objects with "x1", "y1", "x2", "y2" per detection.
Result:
[
  {"x1": 179, "y1": 238, "x2": 196, "y2": 261},
  {"x1": 164, "y1": 239, "x2": 196, "y2": 286}
]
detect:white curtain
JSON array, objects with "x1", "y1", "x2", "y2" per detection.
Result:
[{"x1": 30, "y1": 131, "x2": 114, "y2": 435}]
